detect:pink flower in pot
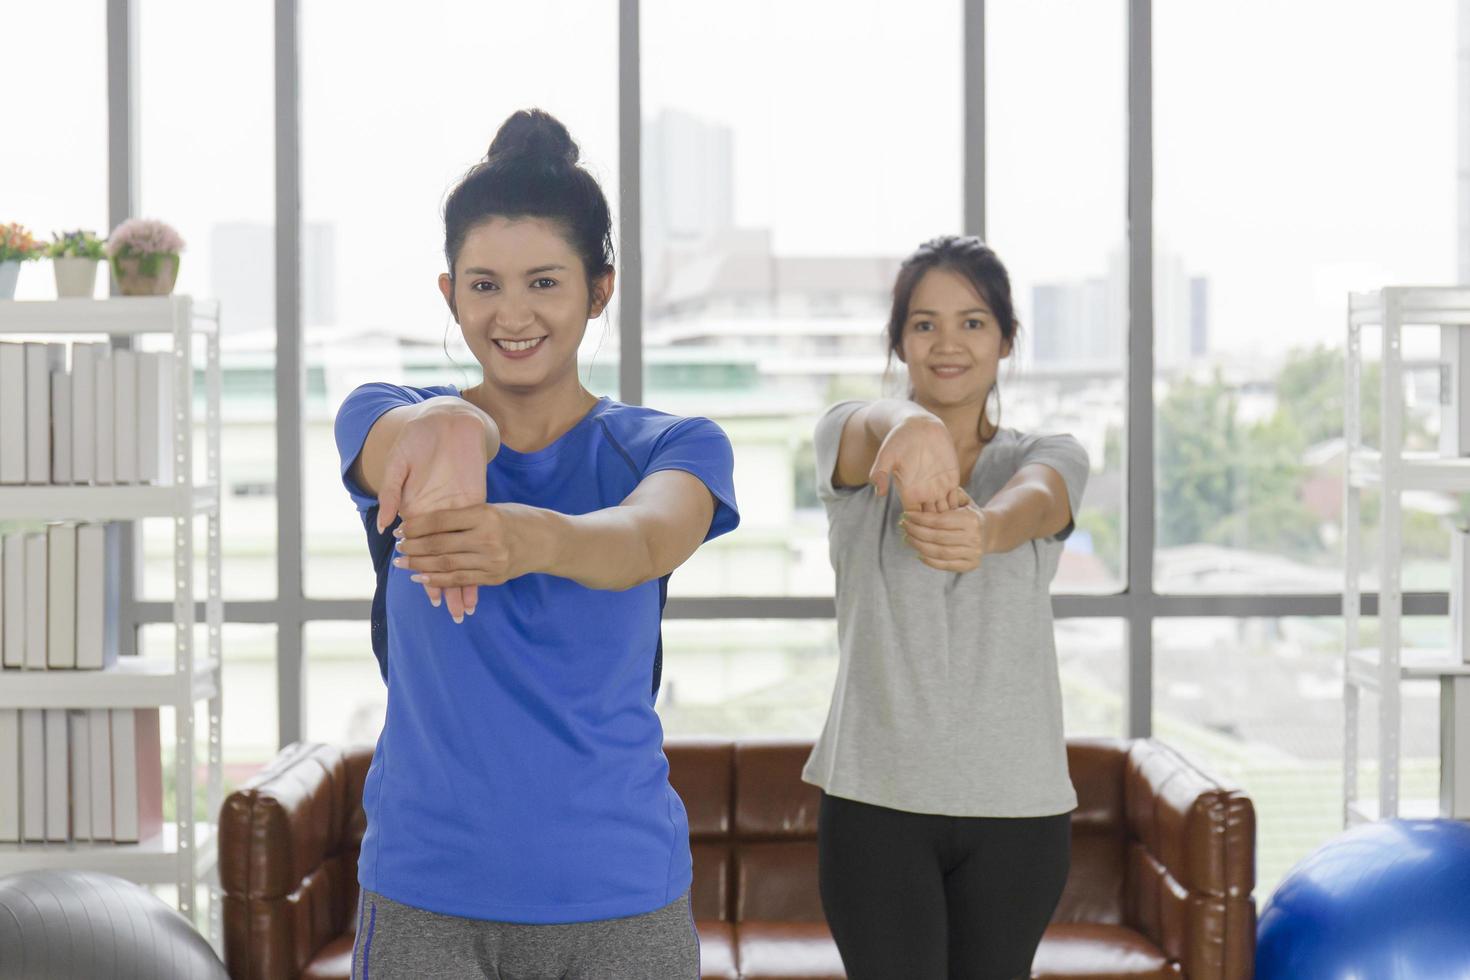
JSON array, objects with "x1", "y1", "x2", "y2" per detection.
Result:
[{"x1": 106, "y1": 218, "x2": 186, "y2": 296}]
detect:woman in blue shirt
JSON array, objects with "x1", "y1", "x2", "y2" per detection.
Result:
[{"x1": 334, "y1": 109, "x2": 739, "y2": 980}]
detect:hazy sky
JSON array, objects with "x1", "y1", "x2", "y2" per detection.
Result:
[{"x1": 3, "y1": 0, "x2": 1457, "y2": 359}]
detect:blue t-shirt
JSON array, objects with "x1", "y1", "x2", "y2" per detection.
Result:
[{"x1": 333, "y1": 383, "x2": 739, "y2": 924}]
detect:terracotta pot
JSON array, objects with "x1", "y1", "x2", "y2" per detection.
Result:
[
  {"x1": 53, "y1": 257, "x2": 101, "y2": 298},
  {"x1": 111, "y1": 253, "x2": 180, "y2": 296}
]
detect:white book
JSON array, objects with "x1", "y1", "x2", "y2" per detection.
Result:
[
  {"x1": 1, "y1": 533, "x2": 23, "y2": 669},
  {"x1": 70, "y1": 342, "x2": 98, "y2": 484},
  {"x1": 23, "y1": 533, "x2": 46, "y2": 671},
  {"x1": 87, "y1": 708, "x2": 112, "y2": 841},
  {"x1": 68, "y1": 711, "x2": 91, "y2": 842},
  {"x1": 24, "y1": 343, "x2": 65, "y2": 485},
  {"x1": 0, "y1": 342, "x2": 26, "y2": 484},
  {"x1": 20, "y1": 709, "x2": 44, "y2": 842},
  {"x1": 110, "y1": 708, "x2": 163, "y2": 844},
  {"x1": 50, "y1": 370, "x2": 72, "y2": 484},
  {"x1": 138, "y1": 351, "x2": 175, "y2": 485},
  {"x1": 46, "y1": 523, "x2": 77, "y2": 669},
  {"x1": 0, "y1": 709, "x2": 18, "y2": 842},
  {"x1": 44, "y1": 708, "x2": 68, "y2": 842},
  {"x1": 113, "y1": 348, "x2": 137, "y2": 485},
  {"x1": 94, "y1": 348, "x2": 114, "y2": 485},
  {"x1": 75, "y1": 523, "x2": 116, "y2": 670}
]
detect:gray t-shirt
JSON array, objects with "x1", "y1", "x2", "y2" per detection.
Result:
[{"x1": 801, "y1": 401, "x2": 1091, "y2": 817}]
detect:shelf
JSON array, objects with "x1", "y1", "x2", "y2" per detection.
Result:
[
  {"x1": 0, "y1": 484, "x2": 218, "y2": 520},
  {"x1": 1346, "y1": 649, "x2": 1470, "y2": 692},
  {"x1": 0, "y1": 823, "x2": 217, "y2": 884},
  {"x1": 0, "y1": 296, "x2": 218, "y2": 334},
  {"x1": 1346, "y1": 449, "x2": 1470, "y2": 492},
  {"x1": 0, "y1": 657, "x2": 220, "y2": 709},
  {"x1": 1349, "y1": 287, "x2": 1470, "y2": 327}
]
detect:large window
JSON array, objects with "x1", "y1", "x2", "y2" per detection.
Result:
[
  {"x1": 1153, "y1": 1, "x2": 1458, "y2": 594},
  {"x1": 641, "y1": 0, "x2": 963, "y2": 597},
  {"x1": 987, "y1": 0, "x2": 1126, "y2": 594},
  {"x1": 138, "y1": 0, "x2": 278, "y2": 602}
]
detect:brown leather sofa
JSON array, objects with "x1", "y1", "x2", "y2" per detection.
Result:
[{"x1": 221, "y1": 737, "x2": 1256, "y2": 979}]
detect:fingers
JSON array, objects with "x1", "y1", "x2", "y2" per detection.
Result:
[
  {"x1": 423, "y1": 584, "x2": 443, "y2": 608},
  {"x1": 397, "y1": 504, "x2": 481, "y2": 538},
  {"x1": 377, "y1": 454, "x2": 408, "y2": 533},
  {"x1": 460, "y1": 585, "x2": 478, "y2": 617},
  {"x1": 900, "y1": 521, "x2": 962, "y2": 546},
  {"x1": 444, "y1": 585, "x2": 466, "y2": 624},
  {"x1": 872, "y1": 469, "x2": 891, "y2": 497}
]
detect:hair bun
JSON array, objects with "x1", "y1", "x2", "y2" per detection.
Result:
[{"x1": 486, "y1": 109, "x2": 580, "y2": 169}]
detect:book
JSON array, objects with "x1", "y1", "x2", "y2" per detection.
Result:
[
  {"x1": 44, "y1": 708, "x2": 68, "y2": 842},
  {"x1": 24, "y1": 343, "x2": 65, "y2": 485},
  {"x1": 68, "y1": 710, "x2": 91, "y2": 842},
  {"x1": 1, "y1": 532, "x2": 23, "y2": 669},
  {"x1": 138, "y1": 351, "x2": 175, "y2": 485},
  {"x1": 70, "y1": 342, "x2": 99, "y2": 484},
  {"x1": 20, "y1": 709, "x2": 43, "y2": 842},
  {"x1": 94, "y1": 347, "x2": 113, "y2": 485},
  {"x1": 0, "y1": 342, "x2": 25, "y2": 484},
  {"x1": 50, "y1": 370, "x2": 72, "y2": 484},
  {"x1": 110, "y1": 708, "x2": 163, "y2": 844},
  {"x1": 87, "y1": 708, "x2": 112, "y2": 841},
  {"x1": 0, "y1": 709, "x2": 18, "y2": 842},
  {"x1": 46, "y1": 522, "x2": 77, "y2": 669},
  {"x1": 113, "y1": 348, "x2": 137, "y2": 485},
  {"x1": 75, "y1": 523, "x2": 120, "y2": 671},
  {"x1": 23, "y1": 533, "x2": 46, "y2": 671}
]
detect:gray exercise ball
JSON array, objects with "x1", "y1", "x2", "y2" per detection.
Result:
[{"x1": 0, "y1": 869, "x2": 227, "y2": 980}]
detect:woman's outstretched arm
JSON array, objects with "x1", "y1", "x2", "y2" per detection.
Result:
[{"x1": 391, "y1": 470, "x2": 720, "y2": 592}]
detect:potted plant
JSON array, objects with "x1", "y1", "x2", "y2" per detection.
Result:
[
  {"x1": 0, "y1": 223, "x2": 47, "y2": 300},
  {"x1": 106, "y1": 218, "x2": 185, "y2": 296},
  {"x1": 48, "y1": 229, "x2": 107, "y2": 298}
]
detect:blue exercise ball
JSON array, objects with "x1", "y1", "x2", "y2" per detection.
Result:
[
  {"x1": 0, "y1": 869, "x2": 227, "y2": 979},
  {"x1": 1257, "y1": 818, "x2": 1470, "y2": 980}
]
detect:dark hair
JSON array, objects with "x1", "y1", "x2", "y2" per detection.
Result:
[
  {"x1": 885, "y1": 234, "x2": 1020, "y2": 439},
  {"x1": 443, "y1": 109, "x2": 614, "y2": 296}
]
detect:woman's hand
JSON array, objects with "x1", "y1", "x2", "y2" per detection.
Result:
[
  {"x1": 377, "y1": 409, "x2": 493, "y2": 620},
  {"x1": 899, "y1": 488, "x2": 992, "y2": 572},
  {"x1": 869, "y1": 415, "x2": 961, "y2": 511},
  {"x1": 391, "y1": 503, "x2": 540, "y2": 612}
]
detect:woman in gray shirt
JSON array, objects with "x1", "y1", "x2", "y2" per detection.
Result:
[{"x1": 804, "y1": 235, "x2": 1089, "y2": 980}]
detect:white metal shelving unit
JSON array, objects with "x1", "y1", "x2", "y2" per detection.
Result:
[
  {"x1": 0, "y1": 295, "x2": 223, "y2": 945},
  {"x1": 1344, "y1": 286, "x2": 1470, "y2": 827}
]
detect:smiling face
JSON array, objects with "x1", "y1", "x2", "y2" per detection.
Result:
[
  {"x1": 897, "y1": 266, "x2": 1013, "y2": 414},
  {"x1": 438, "y1": 215, "x2": 613, "y2": 392}
]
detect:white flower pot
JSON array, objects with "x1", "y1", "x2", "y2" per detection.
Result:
[
  {"x1": 0, "y1": 260, "x2": 19, "y2": 300},
  {"x1": 53, "y1": 257, "x2": 100, "y2": 299}
]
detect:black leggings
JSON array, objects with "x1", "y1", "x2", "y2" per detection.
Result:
[{"x1": 817, "y1": 791, "x2": 1071, "y2": 980}]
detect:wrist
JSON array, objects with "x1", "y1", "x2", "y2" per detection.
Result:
[
  {"x1": 420, "y1": 397, "x2": 501, "y2": 459},
  {"x1": 510, "y1": 505, "x2": 566, "y2": 576}
]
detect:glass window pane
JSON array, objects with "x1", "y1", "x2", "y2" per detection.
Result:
[
  {"x1": 1153, "y1": 616, "x2": 1444, "y2": 901},
  {"x1": 301, "y1": 1, "x2": 618, "y2": 598},
  {"x1": 642, "y1": 0, "x2": 961, "y2": 597},
  {"x1": 1057, "y1": 618, "x2": 1126, "y2": 738},
  {"x1": 305, "y1": 621, "x2": 386, "y2": 747},
  {"x1": 1, "y1": 3, "x2": 107, "y2": 300},
  {"x1": 987, "y1": 0, "x2": 1126, "y2": 594},
  {"x1": 140, "y1": 0, "x2": 277, "y2": 600},
  {"x1": 1154, "y1": 3, "x2": 1456, "y2": 594}
]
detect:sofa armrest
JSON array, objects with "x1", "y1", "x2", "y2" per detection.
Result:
[
  {"x1": 220, "y1": 742, "x2": 357, "y2": 980},
  {"x1": 1123, "y1": 739, "x2": 1256, "y2": 980}
]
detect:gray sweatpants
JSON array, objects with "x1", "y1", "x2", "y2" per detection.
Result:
[{"x1": 350, "y1": 887, "x2": 701, "y2": 980}]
